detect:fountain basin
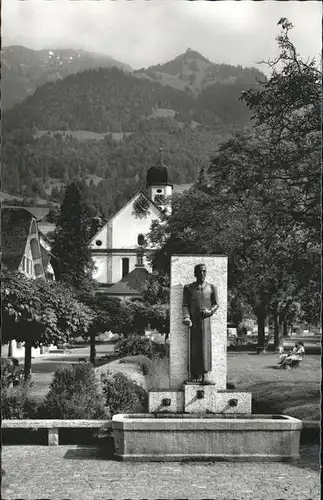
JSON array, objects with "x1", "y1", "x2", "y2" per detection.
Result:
[{"x1": 112, "y1": 413, "x2": 302, "y2": 462}]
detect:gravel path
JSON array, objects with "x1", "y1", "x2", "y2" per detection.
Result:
[{"x1": 1, "y1": 443, "x2": 320, "y2": 500}]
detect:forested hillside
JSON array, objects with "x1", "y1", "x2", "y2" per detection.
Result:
[
  {"x1": 3, "y1": 66, "x2": 245, "y2": 133},
  {"x1": 1, "y1": 45, "x2": 132, "y2": 110},
  {"x1": 136, "y1": 48, "x2": 265, "y2": 93},
  {"x1": 2, "y1": 49, "x2": 265, "y2": 217}
]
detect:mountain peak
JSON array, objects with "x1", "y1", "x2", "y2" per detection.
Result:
[{"x1": 182, "y1": 48, "x2": 209, "y2": 62}]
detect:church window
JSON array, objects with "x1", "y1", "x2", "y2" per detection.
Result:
[
  {"x1": 137, "y1": 234, "x2": 145, "y2": 246},
  {"x1": 122, "y1": 258, "x2": 129, "y2": 278},
  {"x1": 95, "y1": 240, "x2": 102, "y2": 246},
  {"x1": 136, "y1": 250, "x2": 144, "y2": 266},
  {"x1": 156, "y1": 189, "x2": 163, "y2": 193}
]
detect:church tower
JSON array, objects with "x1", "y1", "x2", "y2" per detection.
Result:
[{"x1": 146, "y1": 148, "x2": 173, "y2": 207}]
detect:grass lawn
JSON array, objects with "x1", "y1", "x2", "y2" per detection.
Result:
[
  {"x1": 96, "y1": 351, "x2": 320, "y2": 421},
  {"x1": 227, "y1": 352, "x2": 321, "y2": 421},
  {"x1": 24, "y1": 351, "x2": 320, "y2": 421}
]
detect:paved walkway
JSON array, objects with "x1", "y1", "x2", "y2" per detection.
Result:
[{"x1": 1, "y1": 444, "x2": 320, "y2": 499}]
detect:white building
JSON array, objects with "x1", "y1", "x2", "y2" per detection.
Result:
[
  {"x1": 1, "y1": 207, "x2": 56, "y2": 358},
  {"x1": 90, "y1": 149, "x2": 174, "y2": 293}
]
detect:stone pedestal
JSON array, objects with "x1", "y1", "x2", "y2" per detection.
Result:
[
  {"x1": 170, "y1": 255, "x2": 228, "y2": 390},
  {"x1": 148, "y1": 390, "x2": 184, "y2": 413},
  {"x1": 148, "y1": 386, "x2": 252, "y2": 415},
  {"x1": 184, "y1": 384, "x2": 252, "y2": 414}
]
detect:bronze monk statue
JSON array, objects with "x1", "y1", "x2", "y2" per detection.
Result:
[{"x1": 182, "y1": 264, "x2": 219, "y2": 384}]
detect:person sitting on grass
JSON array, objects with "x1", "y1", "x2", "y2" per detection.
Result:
[{"x1": 278, "y1": 341, "x2": 305, "y2": 369}]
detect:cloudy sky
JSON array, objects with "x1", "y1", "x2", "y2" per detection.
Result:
[{"x1": 2, "y1": 0, "x2": 321, "y2": 71}]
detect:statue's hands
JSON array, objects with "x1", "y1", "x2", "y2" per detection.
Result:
[
  {"x1": 183, "y1": 318, "x2": 193, "y2": 328},
  {"x1": 201, "y1": 308, "x2": 213, "y2": 318}
]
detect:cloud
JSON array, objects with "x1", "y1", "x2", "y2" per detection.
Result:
[{"x1": 2, "y1": 0, "x2": 321, "y2": 70}]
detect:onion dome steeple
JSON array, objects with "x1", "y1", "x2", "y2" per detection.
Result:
[
  {"x1": 146, "y1": 148, "x2": 173, "y2": 209},
  {"x1": 146, "y1": 148, "x2": 169, "y2": 187}
]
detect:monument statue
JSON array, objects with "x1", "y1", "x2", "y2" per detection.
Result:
[{"x1": 182, "y1": 264, "x2": 219, "y2": 383}]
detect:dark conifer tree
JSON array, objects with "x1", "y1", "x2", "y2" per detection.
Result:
[{"x1": 51, "y1": 179, "x2": 95, "y2": 292}]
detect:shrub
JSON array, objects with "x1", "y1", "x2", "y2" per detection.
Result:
[
  {"x1": 113, "y1": 301, "x2": 148, "y2": 337},
  {"x1": 101, "y1": 372, "x2": 141, "y2": 416},
  {"x1": 38, "y1": 363, "x2": 108, "y2": 419},
  {"x1": 118, "y1": 355, "x2": 153, "y2": 375},
  {"x1": 115, "y1": 335, "x2": 154, "y2": 359},
  {"x1": 1, "y1": 381, "x2": 37, "y2": 419}
]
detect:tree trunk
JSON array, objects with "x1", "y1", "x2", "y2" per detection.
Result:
[
  {"x1": 24, "y1": 342, "x2": 32, "y2": 381},
  {"x1": 273, "y1": 313, "x2": 284, "y2": 351},
  {"x1": 8, "y1": 341, "x2": 13, "y2": 358},
  {"x1": 90, "y1": 333, "x2": 96, "y2": 365},
  {"x1": 256, "y1": 310, "x2": 266, "y2": 353}
]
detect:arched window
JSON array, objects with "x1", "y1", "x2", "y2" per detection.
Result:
[
  {"x1": 137, "y1": 234, "x2": 145, "y2": 246},
  {"x1": 136, "y1": 250, "x2": 144, "y2": 267},
  {"x1": 122, "y1": 258, "x2": 129, "y2": 278}
]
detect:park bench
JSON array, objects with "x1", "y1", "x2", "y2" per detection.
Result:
[
  {"x1": 286, "y1": 356, "x2": 304, "y2": 368},
  {"x1": 2, "y1": 419, "x2": 112, "y2": 446},
  {"x1": 278, "y1": 351, "x2": 305, "y2": 369}
]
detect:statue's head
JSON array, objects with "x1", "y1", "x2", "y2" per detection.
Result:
[{"x1": 194, "y1": 264, "x2": 207, "y2": 283}]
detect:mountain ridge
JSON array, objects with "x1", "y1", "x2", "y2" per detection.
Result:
[
  {"x1": 2, "y1": 47, "x2": 265, "y2": 218},
  {"x1": 1, "y1": 45, "x2": 133, "y2": 110},
  {"x1": 2, "y1": 45, "x2": 265, "y2": 110}
]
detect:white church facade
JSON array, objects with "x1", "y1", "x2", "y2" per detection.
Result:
[{"x1": 90, "y1": 150, "x2": 174, "y2": 293}]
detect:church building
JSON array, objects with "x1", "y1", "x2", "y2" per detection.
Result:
[{"x1": 89, "y1": 149, "x2": 175, "y2": 298}]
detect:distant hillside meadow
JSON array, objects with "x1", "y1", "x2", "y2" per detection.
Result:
[{"x1": 2, "y1": 47, "x2": 265, "y2": 217}]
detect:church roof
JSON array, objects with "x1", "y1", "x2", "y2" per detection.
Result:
[
  {"x1": 121, "y1": 267, "x2": 150, "y2": 291},
  {"x1": 106, "y1": 267, "x2": 150, "y2": 297},
  {"x1": 146, "y1": 148, "x2": 171, "y2": 187},
  {"x1": 105, "y1": 280, "x2": 139, "y2": 296}
]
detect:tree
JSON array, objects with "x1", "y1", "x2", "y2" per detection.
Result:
[
  {"x1": 272, "y1": 299, "x2": 303, "y2": 350},
  {"x1": 141, "y1": 272, "x2": 170, "y2": 305},
  {"x1": 47, "y1": 206, "x2": 61, "y2": 224},
  {"x1": 206, "y1": 20, "x2": 320, "y2": 348},
  {"x1": 141, "y1": 272, "x2": 170, "y2": 339},
  {"x1": 115, "y1": 300, "x2": 149, "y2": 337},
  {"x1": 79, "y1": 293, "x2": 121, "y2": 364},
  {"x1": 51, "y1": 179, "x2": 95, "y2": 292},
  {"x1": 1, "y1": 269, "x2": 93, "y2": 378},
  {"x1": 144, "y1": 20, "x2": 321, "y2": 350}
]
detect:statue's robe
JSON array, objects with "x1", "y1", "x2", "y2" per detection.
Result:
[{"x1": 182, "y1": 282, "x2": 218, "y2": 379}]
